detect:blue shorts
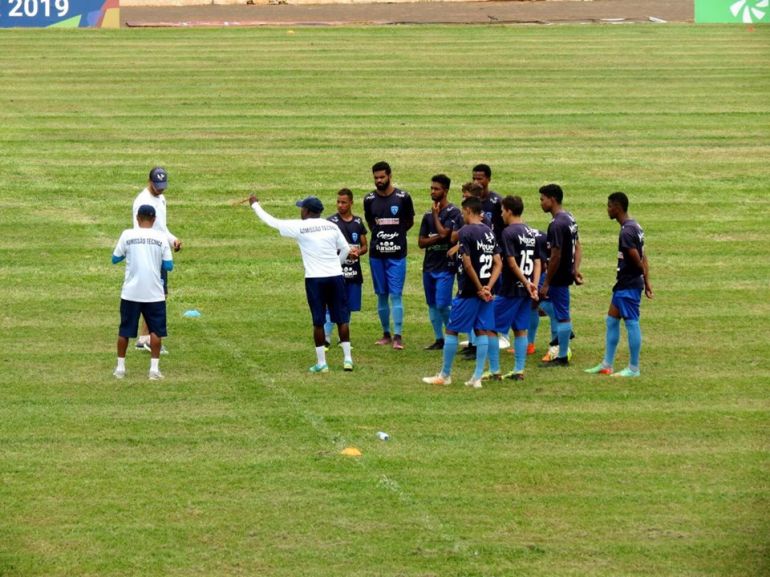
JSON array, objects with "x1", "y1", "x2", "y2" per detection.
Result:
[
  {"x1": 346, "y1": 282, "x2": 362, "y2": 312},
  {"x1": 549, "y1": 285, "x2": 571, "y2": 322},
  {"x1": 447, "y1": 296, "x2": 495, "y2": 333},
  {"x1": 493, "y1": 296, "x2": 532, "y2": 333},
  {"x1": 612, "y1": 288, "x2": 642, "y2": 321},
  {"x1": 120, "y1": 299, "x2": 167, "y2": 338},
  {"x1": 306, "y1": 276, "x2": 350, "y2": 327},
  {"x1": 423, "y1": 271, "x2": 454, "y2": 308},
  {"x1": 370, "y1": 257, "x2": 406, "y2": 296}
]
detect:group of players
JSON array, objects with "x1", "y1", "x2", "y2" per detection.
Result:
[{"x1": 111, "y1": 162, "x2": 652, "y2": 384}]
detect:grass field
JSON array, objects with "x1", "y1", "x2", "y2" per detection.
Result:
[{"x1": 1, "y1": 23, "x2": 769, "y2": 577}]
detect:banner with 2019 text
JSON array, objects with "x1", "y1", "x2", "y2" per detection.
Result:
[{"x1": 0, "y1": 0, "x2": 118, "y2": 27}]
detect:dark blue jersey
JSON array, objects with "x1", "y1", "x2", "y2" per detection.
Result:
[
  {"x1": 328, "y1": 213, "x2": 368, "y2": 284},
  {"x1": 481, "y1": 190, "x2": 505, "y2": 242},
  {"x1": 419, "y1": 203, "x2": 464, "y2": 273},
  {"x1": 530, "y1": 228, "x2": 548, "y2": 288},
  {"x1": 500, "y1": 222, "x2": 537, "y2": 299},
  {"x1": 614, "y1": 218, "x2": 645, "y2": 291},
  {"x1": 364, "y1": 188, "x2": 415, "y2": 260},
  {"x1": 546, "y1": 210, "x2": 579, "y2": 287},
  {"x1": 456, "y1": 223, "x2": 500, "y2": 298}
]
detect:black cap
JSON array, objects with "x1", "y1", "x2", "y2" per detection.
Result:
[
  {"x1": 295, "y1": 196, "x2": 324, "y2": 214},
  {"x1": 149, "y1": 167, "x2": 168, "y2": 191},
  {"x1": 137, "y1": 204, "x2": 156, "y2": 218}
]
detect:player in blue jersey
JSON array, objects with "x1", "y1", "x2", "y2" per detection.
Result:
[
  {"x1": 539, "y1": 184, "x2": 583, "y2": 367},
  {"x1": 422, "y1": 197, "x2": 502, "y2": 389},
  {"x1": 526, "y1": 227, "x2": 550, "y2": 356},
  {"x1": 418, "y1": 174, "x2": 464, "y2": 350},
  {"x1": 324, "y1": 188, "x2": 368, "y2": 347},
  {"x1": 364, "y1": 161, "x2": 415, "y2": 350},
  {"x1": 585, "y1": 192, "x2": 653, "y2": 377},
  {"x1": 472, "y1": 163, "x2": 505, "y2": 243},
  {"x1": 483, "y1": 196, "x2": 540, "y2": 382}
]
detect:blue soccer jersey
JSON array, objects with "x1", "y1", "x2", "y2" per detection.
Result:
[
  {"x1": 456, "y1": 223, "x2": 500, "y2": 298},
  {"x1": 614, "y1": 218, "x2": 645, "y2": 291},
  {"x1": 419, "y1": 203, "x2": 464, "y2": 273},
  {"x1": 481, "y1": 190, "x2": 505, "y2": 242},
  {"x1": 328, "y1": 213, "x2": 368, "y2": 284},
  {"x1": 364, "y1": 188, "x2": 415, "y2": 260},
  {"x1": 499, "y1": 222, "x2": 538, "y2": 299},
  {"x1": 546, "y1": 210, "x2": 579, "y2": 287}
]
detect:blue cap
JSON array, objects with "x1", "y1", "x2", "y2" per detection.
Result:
[
  {"x1": 137, "y1": 204, "x2": 156, "y2": 218},
  {"x1": 149, "y1": 167, "x2": 168, "y2": 191},
  {"x1": 295, "y1": 196, "x2": 324, "y2": 214}
]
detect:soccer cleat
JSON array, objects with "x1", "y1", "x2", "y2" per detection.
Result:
[
  {"x1": 585, "y1": 363, "x2": 613, "y2": 375},
  {"x1": 343, "y1": 360, "x2": 353, "y2": 372},
  {"x1": 375, "y1": 335, "x2": 392, "y2": 346},
  {"x1": 422, "y1": 373, "x2": 452, "y2": 386},
  {"x1": 542, "y1": 345, "x2": 573, "y2": 362},
  {"x1": 392, "y1": 336, "x2": 404, "y2": 350},
  {"x1": 323, "y1": 340, "x2": 331, "y2": 352},
  {"x1": 461, "y1": 345, "x2": 477, "y2": 360},
  {"x1": 540, "y1": 356, "x2": 569, "y2": 368},
  {"x1": 148, "y1": 369, "x2": 164, "y2": 380},
  {"x1": 526, "y1": 343, "x2": 536, "y2": 355},
  {"x1": 309, "y1": 363, "x2": 329, "y2": 374},
  {"x1": 464, "y1": 377, "x2": 483, "y2": 389},
  {"x1": 113, "y1": 368, "x2": 126, "y2": 379},
  {"x1": 503, "y1": 370, "x2": 525, "y2": 381},
  {"x1": 424, "y1": 339, "x2": 445, "y2": 350},
  {"x1": 160, "y1": 345, "x2": 168, "y2": 355},
  {"x1": 611, "y1": 367, "x2": 641, "y2": 378},
  {"x1": 481, "y1": 371, "x2": 502, "y2": 381},
  {"x1": 135, "y1": 341, "x2": 148, "y2": 351}
]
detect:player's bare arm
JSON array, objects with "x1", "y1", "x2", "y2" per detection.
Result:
[{"x1": 573, "y1": 239, "x2": 584, "y2": 285}]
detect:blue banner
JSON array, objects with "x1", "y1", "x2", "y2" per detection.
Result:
[{"x1": 0, "y1": 0, "x2": 119, "y2": 28}]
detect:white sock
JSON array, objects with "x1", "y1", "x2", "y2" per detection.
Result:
[
  {"x1": 315, "y1": 346, "x2": 327, "y2": 366},
  {"x1": 150, "y1": 358, "x2": 160, "y2": 372},
  {"x1": 116, "y1": 357, "x2": 126, "y2": 371},
  {"x1": 340, "y1": 341, "x2": 352, "y2": 362}
]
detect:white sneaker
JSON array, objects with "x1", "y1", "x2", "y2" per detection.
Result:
[
  {"x1": 464, "y1": 378, "x2": 483, "y2": 389},
  {"x1": 113, "y1": 368, "x2": 126, "y2": 379},
  {"x1": 422, "y1": 373, "x2": 452, "y2": 385},
  {"x1": 148, "y1": 369, "x2": 164, "y2": 380}
]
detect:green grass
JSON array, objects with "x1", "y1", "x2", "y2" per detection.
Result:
[{"x1": 1, "y1": 24, "x2": 769, "y2": 577}]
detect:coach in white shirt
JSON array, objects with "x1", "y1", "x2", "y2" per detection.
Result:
[
  {"x1": 249, "y1": 194, "x2": 353, "y2": 374},
  {"x1": 113, "y1": 204, "x2": 174, "y2": 381},
  {"x1": 132, "y1": 167, "x2": 182, "y2": 352}
]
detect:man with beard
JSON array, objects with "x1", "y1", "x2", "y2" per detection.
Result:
[{"x1": 364, "y1": 161, "x2": 415, "y2": 350}]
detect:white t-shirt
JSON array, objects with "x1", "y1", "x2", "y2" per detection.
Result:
[
  {"x1": 252, "y1": 202, "x2": 350, "y2": 278},
  {"x1": 113, "y1": 227, "x2": 173, "y2": 302},
  {"x1": 133, "y1": 187, "x2": 178, "y2": 245}
]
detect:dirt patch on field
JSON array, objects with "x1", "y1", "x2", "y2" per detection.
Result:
[{"x1": 122, "y1": 0, "x2": 693, "y2": 27}]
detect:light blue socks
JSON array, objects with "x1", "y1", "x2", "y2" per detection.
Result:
[
  {"x1": 603, "y1": 315, "x2": 620, "y2": 368},
  {"x1": 514, "y1": 335, "x2": 528, "y2": 372},
  {"x1": 557, "y1": 321, "x2": 572, "y2": 358},
  {"x1": 487, "y1": 334, "x2": 500, "y2": 375},
  {"x1": 473, "y1": 335, "x2": 489, "y2": 380},
  {"x1": 377, "y1": 294, "x2": 391, "y2": 334},
  {"x1": 391, "y1": 294, "x2": 404, "y2": 335},
  {"x1": 442, "y1": 334, "x2": 459, "y2": 376},
  {"x1": 428, "y1": 306, "x2": 443, "y2": 340},
  {"x1": 625, "y1": 319, "x2": 642, "y2": 371}
]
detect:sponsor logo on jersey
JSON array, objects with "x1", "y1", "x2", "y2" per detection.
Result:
[{"x1": 376, "y1": 217, "x2": 400, "y2": 226}]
